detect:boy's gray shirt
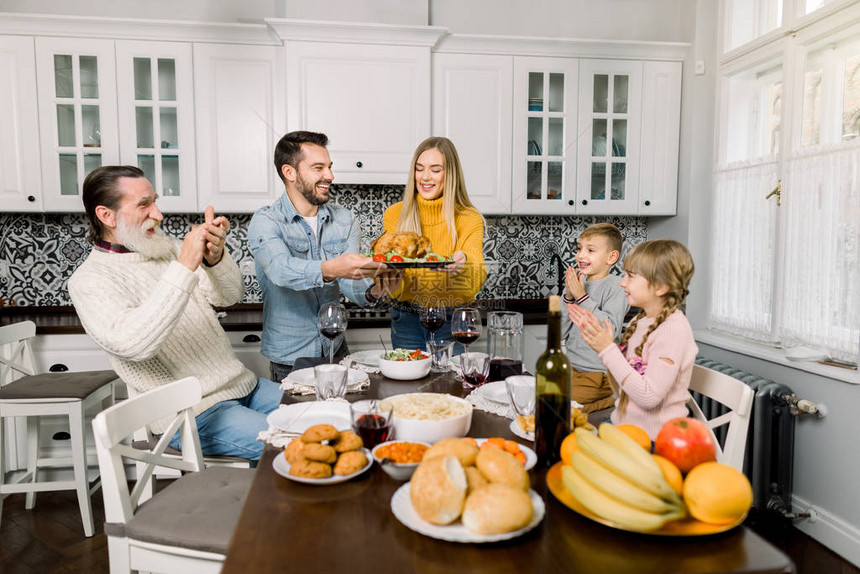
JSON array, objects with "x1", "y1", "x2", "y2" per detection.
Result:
[{"x1": 561, "y1": 273, "x2": 629, "y2": 373}]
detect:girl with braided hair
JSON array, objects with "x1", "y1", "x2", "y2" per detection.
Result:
[{"x1": 568, "y1": 239, "x2": 696, "y2": 440}]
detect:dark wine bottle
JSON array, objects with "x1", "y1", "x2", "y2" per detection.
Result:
[{"x1": 535, "y1": 295, "x2": 572, "y2": 467}]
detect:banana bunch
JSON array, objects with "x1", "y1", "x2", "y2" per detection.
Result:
[{"x1": 561, "y1": 423, "x2": 685, "y2": 531}]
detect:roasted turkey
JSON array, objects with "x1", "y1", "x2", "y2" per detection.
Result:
[{"x1": 371, "y1": 232, "x2": 432, "y2": 258}]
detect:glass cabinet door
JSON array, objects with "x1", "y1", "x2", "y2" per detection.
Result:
[
  {"x1": 36, "y1": 39, "x2": 119, "y2": 211},
  {"x1": 577, "y1": 60, "x2": 642, "y2": 215},
  {"x1": 116, "y1": 42, "x2": 196, "y2": 212},
  {"x1": 512, "y1": 57, "x2": 579, "y2": 214}
]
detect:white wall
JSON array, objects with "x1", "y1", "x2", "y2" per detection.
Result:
[
  {"x1": 0, "y1": 0, "x2": 284, "y2": 22},
  {"x1": 429, "y1": 0, "x2": 688, "y2": 41}
]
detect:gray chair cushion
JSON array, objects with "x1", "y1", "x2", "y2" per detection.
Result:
[
  {"x1": 104, "y1": 466, "x2": 254, "y2": 554},
  {"x1": 0, "y1": 370, "x2": 116, "y2": 400}
]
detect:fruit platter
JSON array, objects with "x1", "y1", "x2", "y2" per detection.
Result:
[{"x1": 548, "y1": 419, "x2": 751, "y2": 536}]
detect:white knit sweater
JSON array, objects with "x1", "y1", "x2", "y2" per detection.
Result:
[{"x1": 68, "y1": 245, "x2": 257, "y2": 433}]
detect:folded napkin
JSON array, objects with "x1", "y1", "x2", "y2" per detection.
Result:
[
  {"x1": 257, "y1": 400, "x2": 351, "y2": 447},
  {"x1": 340, "y1": 357, "x2": 380, "y2": 374},
  {"x1": 279, "y1": 378, "x2": 370, "y2": 396},
  {"x1": 466, "y1": 389, "x2": 515, "y2": 419},
  {"x1": 278, "y1": 358, "x2": 371, "y2": 395}
]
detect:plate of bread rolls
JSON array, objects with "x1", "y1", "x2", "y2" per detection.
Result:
[{"x1": 390, "y1": 437, "x2": 545, "y2": 542}]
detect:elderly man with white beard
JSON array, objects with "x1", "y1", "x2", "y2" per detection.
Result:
[{"x1": 68, "y1": 165, "x2": 281, "y2": 462}]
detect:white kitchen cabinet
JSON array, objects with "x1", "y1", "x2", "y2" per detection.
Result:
[
  {"x1": 575, "y1": 59, "x2": 680, "y2": 216},
  {"x1": 432, "y1": 53, "x2": 513, "y2": 215},
  {"x1": 511, "y1": 57, "x2": 580, "y2": 215},
  {"x1": 35, "y1": 37, "x2": 119, "y2": 212},
  {"x1": 0, "y1": 36, "x2": 42, "y2": 212},
  {"x1": 575, "y1": 59, "x2": 643, "y2": 215},
  {"x1": 638, "y1": 60, "x2": 681, "y2": 216},
  {"x1": 285, "y1": 41, "x2": 431, "y2": 184},
  {"x1": 115, "y1": 41, "x2": 197, "y2": 212},
  {"x1": 193, "y1": 43, "x2": 285, "y2": 213}
]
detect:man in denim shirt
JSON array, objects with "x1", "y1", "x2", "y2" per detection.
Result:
[{"x1": 249, "y1": 131, "x2": 400, "y2": 382}]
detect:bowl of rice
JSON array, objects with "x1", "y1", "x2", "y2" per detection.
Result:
[{"x1": 378, "y1": 392, "x2": 472, "y2": 443}]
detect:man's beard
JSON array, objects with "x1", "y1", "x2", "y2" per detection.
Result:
[
  {"x1": 115, "y1": 216, "x2": 175, "y2": 260},
  {"x1": 296, "y1": 172, "x2": 330, "y2": 206}
]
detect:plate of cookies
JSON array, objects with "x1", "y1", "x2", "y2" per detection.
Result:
[{"x1": 273, "y1": 423, "x2": 373, "y2": 485}]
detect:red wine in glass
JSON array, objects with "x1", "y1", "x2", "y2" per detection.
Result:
[
  {"x1": 320, "y1": 327, "x2": 344, "y2": 340},
  {"x1": 318, "y1": 302, "x2": 347, "y2": 363},
  {"x1": 452, "y1": 331, "x2": 480, "y2": 345},
  {"x1": 489, "y1": 358, "x2": 523, "y2": 381},
  {"x1": 462, "y1": 370, "x2": 489, "y2": 388},
  {"x1": 420, "y1": 315, "x2": 445, "y2": 334},
  {"x1": 354, "y1": 413, "x2": 392, "y2": 448}
]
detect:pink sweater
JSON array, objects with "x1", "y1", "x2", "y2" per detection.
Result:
[{"x1": 599, "y1": 310, "x2": 698, "y2": 439}]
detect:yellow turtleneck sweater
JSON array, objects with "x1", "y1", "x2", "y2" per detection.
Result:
[{"x1": 382, "y1": 195, "x2": 487, "y2": 307}]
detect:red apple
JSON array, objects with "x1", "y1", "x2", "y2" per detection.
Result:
[{"x1": 654, "y1": 417, "x2": 717, "y2": 474}]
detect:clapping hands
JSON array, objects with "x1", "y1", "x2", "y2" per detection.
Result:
[{"x1": 568, "y1": 304, "x2": 614, "y2": 353}]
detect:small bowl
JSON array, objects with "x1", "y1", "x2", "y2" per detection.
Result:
[
  {"x1": 371, "y1": 440, "x2": 431, "y2": 481},
  {"x1": 379, "y1": 352, "x2": 431, "y2": 380},
  {"x1": 381, "y1": 393, "x2": 473, "y2": 443}
]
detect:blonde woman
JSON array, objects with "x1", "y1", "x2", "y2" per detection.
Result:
[
  {"x1": 568, "y1": 239, "x2": 697, "y2": 440},
  {"x1": 382, "y1": 137, "x2": 487, "y2": 353}
]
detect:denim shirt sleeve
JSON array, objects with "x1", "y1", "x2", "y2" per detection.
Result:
[
  {"x1": 336, "y1": 215, "x2": 373, "y2": 304},
  {"x1": 248, "y1": 209, "x2": 326, "y2": 290}
]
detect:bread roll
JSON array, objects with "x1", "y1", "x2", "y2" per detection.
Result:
[
  {"x1": 423, "y1": 438, "x2": 479, "y2": 467},
  {"x1": 410, "y1": 455, "x2": 467, "y2": 525},
  {"x1": 462, "y1": 483, "x2": 534, "y2": 535},
  {"x1": 464, "y1": 466, "x2": 489, "y2": 494},
  {"x1": 475, "y1": 448, "x2": 530, "y2": 491}
]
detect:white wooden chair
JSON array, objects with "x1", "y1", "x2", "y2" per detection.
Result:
[
  {"x1": 92, "y1": 376, "x2": 254, "y2": 574},
  {"x1": 686, "y1": 364, "x2": 755, "y2": 471},
  {"x1": 0, "y1": 321, "x2": 116, "y2": 537}
]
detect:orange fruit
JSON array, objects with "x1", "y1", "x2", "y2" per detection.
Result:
[
  {"x1": 560, "y1": 432, "x2": 579, "y2": 466},
  {"x1": 652, "y1": 454, "x2": 683, "y2": 497},
  {"x1": 683, "y1": 462, "x2": 752, "y2": 525},
  {"x1": 616, "y1": 424, "x2": 651, "y2": 451}
]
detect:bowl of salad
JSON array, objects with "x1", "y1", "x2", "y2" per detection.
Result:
[{"x1": 379, "y1": 348, "x2": 432, "y2": 380}]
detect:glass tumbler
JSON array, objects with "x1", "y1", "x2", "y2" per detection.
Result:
[{"x1": 314, "y1": 364, "x2": 348, "y2": 400}]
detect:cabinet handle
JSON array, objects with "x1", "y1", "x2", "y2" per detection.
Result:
[
  {"x1": 581, "y1": 199, "x2": 588, "y2": 206},
  {"x1": 27, "y1": 196, "x2": 36, "y2": 202},
  {"x1": 49, "y1": 364, "x2": 69, "y2": 372},
  {"x1": 568, "y1": 200, "x2": 574, "y2": 206},
  {"x1": 644, "y1": 200, "x2": 651, "y2": 207},
  {"x1": 356, "y1": 161, "x2": 363, "y2": 168},
  {"x1": 242, "y1": 334, "x2": 261, "y2": 343}
]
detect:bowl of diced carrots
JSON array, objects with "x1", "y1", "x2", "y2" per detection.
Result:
[
  {"x1": 372, "y1": 440, "x2": 432, "y2": 480},
  {"x1": 471, "y1": 437, "x2": 536, "y2": 470}
]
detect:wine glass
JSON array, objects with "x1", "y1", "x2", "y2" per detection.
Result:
[
  {"x1": 318, "y1": 302, "x2": 347, "y2": 364},
  {"x1": 451, "y1": 306, "x2": 481, "y2": 356},
  {"x1": 419, "y1": 305, "x2": 445, "y2": 346}
]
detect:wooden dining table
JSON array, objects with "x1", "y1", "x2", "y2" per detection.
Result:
[{"x1": 221, "y1": 370, "x2": 795, "y2": 574}]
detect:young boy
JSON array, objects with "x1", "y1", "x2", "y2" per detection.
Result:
[{"x1": 560, "y1": 223, "x2": 629, "y2": 414}]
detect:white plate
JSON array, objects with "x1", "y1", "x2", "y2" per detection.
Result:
[
  {"x1": 266, "y1": 401, "x2": 352, "y2": 434},
  {"x1": 473, "y1": 381, "x2": 509, "y2": 404},
  {"x1": 509, "y1": 419, "x2": 534, "y2": 442},
  {"x1": 348, "y1": 350, "x2": 384, "y2": 368},
  {"x1": 390, "y1": 483, "x2": 545, "y2": 543},
  {"x1": 474, "y1": 438, "x2": 537, "y2": 471},
  {"x1": 284, "y1": 367, "x2": 369, "y2": 390},
  {"x1": 272, "y1": 447, "x2": 372, "y2": 485}
]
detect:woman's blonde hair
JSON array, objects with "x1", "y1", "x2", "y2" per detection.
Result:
[
  {"x1": 611, "y1": 239, "x2": 695, "y2": 415},
  {"x1": 397, "y1": 136, "x2": 480, "y2": 244}
]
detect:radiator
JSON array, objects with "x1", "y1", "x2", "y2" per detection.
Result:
[{"x1": 692, "y1": 357, "x2": 797, "y2": 516}]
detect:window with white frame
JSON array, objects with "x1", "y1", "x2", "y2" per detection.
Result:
[{"x1": 710, "y1": 2, "x2": 860, "y2": 364}]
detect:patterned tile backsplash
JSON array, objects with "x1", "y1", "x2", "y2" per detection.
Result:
[{"x1": 0, "y1": 184, "x2": 646, "y2": 306}]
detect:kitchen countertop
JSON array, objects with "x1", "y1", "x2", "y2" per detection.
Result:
[{"x1": 0, "y1": 300, "x2": 552, "y2": 335}]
